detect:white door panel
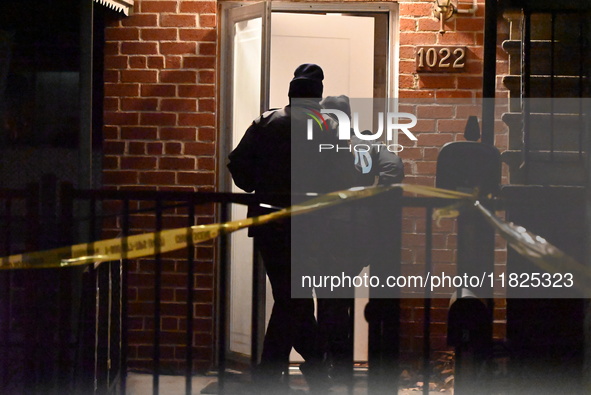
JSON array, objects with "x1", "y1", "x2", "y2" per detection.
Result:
[
  {"x1": 224, "y1": 2, "x2": 269, "y2": 358},
  {"x1": 224, "y1": 7, "x2": 387, "y2": 364},
  {"x1": 270, "y1": 12, "x2": 374, "y2": 107}
]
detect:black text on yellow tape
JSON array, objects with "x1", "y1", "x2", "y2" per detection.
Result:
[
  {"x1": 2, "y1": 184, "x2": 466, "y2": 270},
  {"x1": 0, "y1": 184, "x2": 532, "y2": 271}
]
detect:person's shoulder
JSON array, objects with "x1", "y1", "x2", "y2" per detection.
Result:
[
  {"x1": 253, "y1": 107, "x2": 288, "y2": 127},
  {"x1": 324, "y1": 112, "x2": 338, "y2": 130}
]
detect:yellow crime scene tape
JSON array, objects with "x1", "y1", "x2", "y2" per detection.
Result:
[
  {"x1": 474, "y1": 200, "x2": 591, "y2": 294},
  {"x1": 0, "y1": 184, "x2": 469, "y2": 270},
  {"x1": 2, "y1": 182, "x2": 590, "y2": 294}
]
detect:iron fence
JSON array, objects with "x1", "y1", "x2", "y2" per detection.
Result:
[{"x1": 0, "y1": 178, "x2": 482, "y2": 395}]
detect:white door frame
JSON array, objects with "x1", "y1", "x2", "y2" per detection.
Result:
[{"x1": 217, "y1": 0, "x2": 400, "y2": 363}]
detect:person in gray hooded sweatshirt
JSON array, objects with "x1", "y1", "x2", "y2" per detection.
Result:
[{"x1": 317, "y1": 95, "x2": 405, "y2": 384}]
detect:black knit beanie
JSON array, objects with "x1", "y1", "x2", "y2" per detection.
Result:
[{"x1": 288, "y1": 63, "x2": 324, "y2": 99}]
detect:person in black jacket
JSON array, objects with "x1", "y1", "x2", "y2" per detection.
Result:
[{"x1": 228, "y1": 64, "x2": 354, "y2": 393}]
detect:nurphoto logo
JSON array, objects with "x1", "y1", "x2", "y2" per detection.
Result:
[
  {"x1": 306, "y1": 110, "x2": 418, "y2": 149},
  {"x1": 305, "y1": 109, "x2": 418, "y2": 173}
]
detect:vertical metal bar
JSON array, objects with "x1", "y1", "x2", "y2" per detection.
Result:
[
  {"x1": 0, "y1": 198, "x2": 11, "y2": 389},
  {"x1": 107, "y1": 261, "x2": 114, "y2": 389},
  {"x1": 76, "y1": 196, "x2": 97, "y2": 395},
  {"x1": 58, "y1": 183, "x2": 81, "y2": 389},
  {"x1": 251, "y1": 239, "x2": 266, "y2": 369},
  {"x1": 251, "y1": 241, "x2": 260, "y2": 368},
  {"x1": 153, "y1": 199, "x2": 163, "y2": 395},
  {"x1": 550, "y1": 12, "x2": 556, "y2": 162},
  {"x1": 368, "y1": 189, "x2": 402, "y2": 394},
  {"x1": 58, "y1": 182, "x2": 75, "y2": 393},
  {"x1": 96, "y1": 214, "x2": 111, "y2": 392},
  {"x1": 3, "y1": 198, "x2": 11, "y2": 253},
  {"x1": 522, "y1": 10, "x2": 532, "y2": 183},
  {"x1": 347, "y1": 298, "x2": 355, "y2": 393},
  {"x1": 481, "y1": 0, "x2": 497, "y2": 145},
  {"x1": 25, "y1": 183, "x2": 40, "y2": 261},
  {"x1": 522, "y1": 10, "x2": 531, "y2": 97},
  {"x1": 79, "y1": 0, "x2": 93, "y2": 189},
  {"x1": 422, "y1": 207, "x2": 433, "y2": 395},
  {"x1": 24, "y1": 183, "x2": 39, "y2": 393},
  {"x1": 95, "y1": 259, "x2": 103, "y2": 393},
  {"x1": 260, "y1": 0, "x2": 272, "y2": 113},
  {"x1": 110, "y1": 253, "x2": 122, "y2": 392},
  {"x1": 120, "y1": 199, "x2": 130, "y2": 395},
  {"x1": 185, "y1": 200, "x2": 195, "y2": 395},
  {"x1": 218, "y1": 203, "x2": 230, "y2": 394},
  {"x1": 88, "y1": 197, "x2": 97, "y2": 262},
  {"x1": 578, "y1": 13, "x2": 585, "y2": 160},
  {"x1": 578, "y1": 12, "x2": 585, "y2": 100},
  {"x1": 105, "y1": 201, "x2": 120, "y2": 391}
]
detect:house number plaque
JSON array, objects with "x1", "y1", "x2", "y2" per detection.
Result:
[{"x1": 416, "y1": 46, "x2": 467, "y2": 72}]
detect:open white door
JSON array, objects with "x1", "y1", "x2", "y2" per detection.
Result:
[
  {"x1": 220, "y1": 2, "x2": 397, "y2": 365},
  {"x1": 219, "y1": 1, "x2": 270, "y2": 359}
]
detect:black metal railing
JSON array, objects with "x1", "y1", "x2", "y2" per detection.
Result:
[
  {"x1": 0, "y1": 179, "x2": 481, "y2": 395},
  {"x1": 61, "y1": 185, "x2": 261, "y2": 395},
  {"x1": 0, "y1": 185, "x2": 39, "y2": 395}
]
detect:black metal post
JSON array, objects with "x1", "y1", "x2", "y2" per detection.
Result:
[
  {"x1": 153, "y1": 199, "x2": 163, "y2": 395},
  {"x1": 36, "y1": 175, "x2": 59, "y2": 393},
  {"x1": 422, "y1": 207, "x2": 433, "y2": 395},
  {"x1": 120, "y1": 199, "x2": 130, "y2": 395},
  {"x1": 185, "y1": 200, "x2": 195, "y2": 395},
  {"x1": 251, "y1": 239, "x2": 265, "y2": 369},
  {"x1": 97, "y1": 223, "x2": 110, "y2": 393},
  {"x1": 522, "y1": 10, "x2": 532, "y2": 183},
  {"x1": 58, "y1": 182, "x2": 75, "y2": 393},
  {"x1": 74, "y1": 195, "x2": 97, "y2": 395},
  {"x1": 366, "y1": 190, "x2": 402, "y2": 394},
  {"x1": 79, "y1": 0, "x2": 94, "y2": 189},
  {"x1": 104, "y1": 197, "x2": 120, "y2": 390},
  {"x1": 550, "y1": 12, "x2": 556, "y2": 162},
  {"x1": 109, "y1": 255, "x2": 122, "y2": 393},
  {"x1": 218, "y1": 203, "x2": 229, "y2": 394},
  {"x1": 340, "y1": 297, "x2": 355, "y2": 394},
  {"x1": 24, "y1": 183, "x2": 39, "y2": 393},
  {"x1": 0, "y1": 198, "x2": 12, "y2": 390},
  {"x1": 578, "y1": 13, "x2": 585, "y2": 160},
  {"x1": 2, "y1": 198, "x2": 11, "y2": 253},
  {"x1": 481, "y1": 0, "x2": 498, "y2": 146}
]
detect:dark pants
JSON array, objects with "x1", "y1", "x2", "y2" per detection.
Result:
[
  {"x1": 317, "y1": 298, "x2": 354, "y2": 376},
  {"x1": 256, "y1": 229, "x2": 323, "y2": 378}
]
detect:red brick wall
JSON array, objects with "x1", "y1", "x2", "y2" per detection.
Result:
[
  {"x1": 102, "y1": 0, "x2": 218, "y2": 371},
  {"x1": 101, "y1": 0, "x2": 510, "y2": 372}
]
